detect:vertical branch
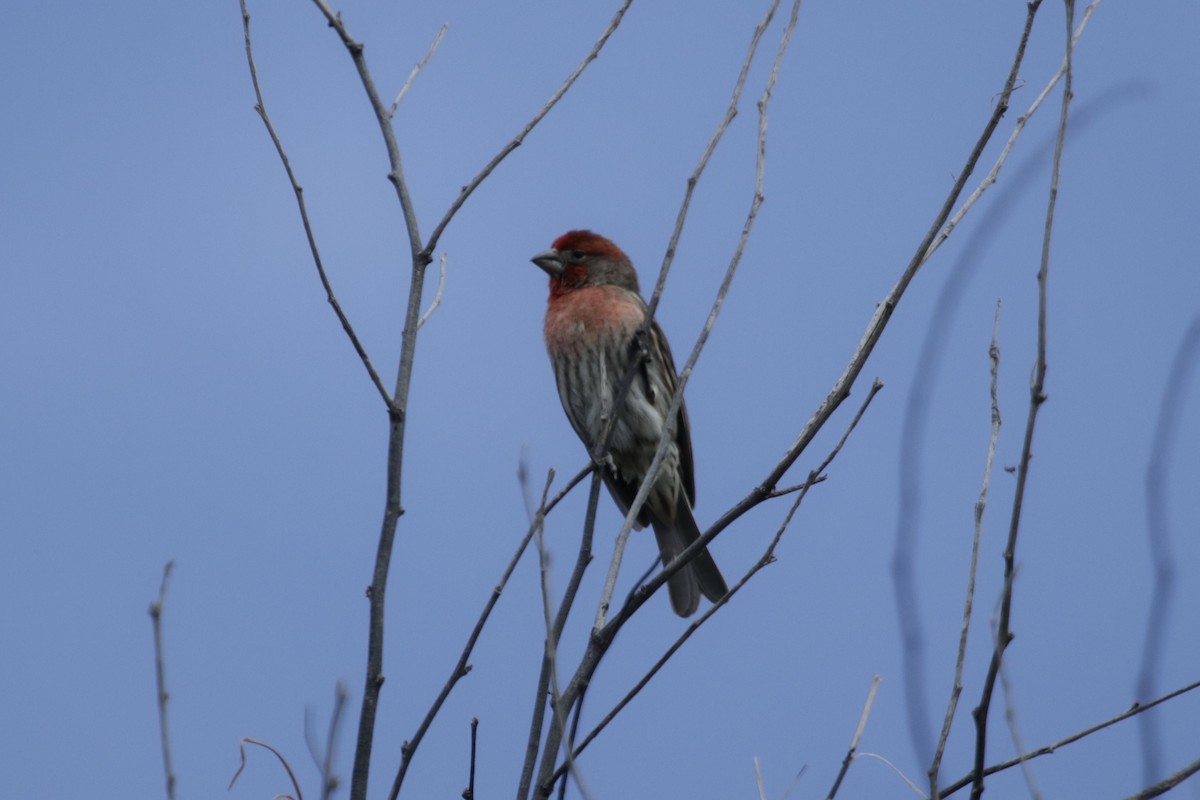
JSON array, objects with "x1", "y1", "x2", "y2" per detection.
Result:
[
  {"x1": 826, "y1": 676, "x2": 883, "y2": 800},
  {"x1": 929, "y1": 304, "x2": 1003, "y2": 798},
  {"x1": 148, "y1": 561, "x2": 176, "y2": 800},
  {"x1": 518, "y1": 473, "x2": 603, "y2": 800},
  {"x1": 970, "y1": 3, "x2": 1074, "y2": 797},
  {"x1": 306, "y1": 683, "x2": 349, "y2": 800},
  {"x1": 464, "y1": 718, "x2": 479, "y2": 800}
]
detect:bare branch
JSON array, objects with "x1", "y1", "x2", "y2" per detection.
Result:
[
  {"x1": 969, "y1": 3, "x2": 1074, "y2": 796},
  {"x1": 928, "y1": 302, "x2": 1002, "y2": 798},
  {"x1": 389, "y1": 23, "x2": 448, "y2": 117},
  {"x1": 239, "y1": 0, "x2": 394, "y2": 410},
  {"x1": 148, "y1": 561, "x2": 176, "y2": 800},
  {"x1": 826, "y1": 676, "x2": 882, "y2": 800}
]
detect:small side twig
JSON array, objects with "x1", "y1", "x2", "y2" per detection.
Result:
[
  {"x1": 417, "y1": 253, "x2": 448, "y2": 330},
  {"x1": 462, "y1": 717, "x2": 478, "y2": 800},
  {"x1": 305, "y1": 682, "x2": 348, "y2": 800},
  {"x1": 826, "y1": 676, "x2": 882, "y2": 800},
  {"x1": 230, "y1": 737, "x2": 304, "y2": 800},
  {"x1": 149, "y1": 561, "x2": 176, "y2": 800},
  {"x1": 519, "y1": 472, "x2": 603, "y2": 800},
  {"x1": 390, "y1": 23, "x2": 448, "y2": 117},
  {"x1": 928, "y1": 302, "x2": 1003, "y2": 798}
]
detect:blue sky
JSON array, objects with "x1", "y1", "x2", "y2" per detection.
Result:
[{"x1": 3, "y1": 1, "x2": 1199, "y2": 798}]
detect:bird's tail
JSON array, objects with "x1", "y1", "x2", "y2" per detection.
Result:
[{"x1": 652, "y1": 498, "x2": 729, "y2": 617}]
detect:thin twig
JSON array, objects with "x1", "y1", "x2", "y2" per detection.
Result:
[
  {"x1": 853, "y1": 753, "x2": 927, "y2": 798},
  {"x1": 239, "y1": 0, "x2": 393, "y2": 409},
  {"x1": 516, "y1": 472, "x2": 604, "y2": 800},
  {"x1": 390, "y1": 23, "x2": 448, "y2": 117},
  {"x1": 417, "y1": 253, "x2": 447, "y2": 330},
  {"x1": 928, "y1": 302, "x2": 1002, "y2": 798},
  {"x1": 463, "y1": 718, "x2": 479, "y2": 800},
  {"x1": 940, "y1": 677, "x2": 1200, "y2": 797},
  {"x1": 533, "y1": 472, "x2": 593, "y2": 800},
  {"x1": 826, "y1": 676, "x2": 882, "y2": 800},
  {"x1": 305, "y1": 683, "x2": 348, "y2": 800},
  {"x1": 230, "y1": 737, "x2": 305, "y2": 799},
  {"x1": 148, "y1": 561, "x2": 176, "y2": 800},
  {"x1": 422, "y1": 0, "x2": 634, "y2": 258},
  {"x1": 969, "y1": 4, "x2": 1074, "y2": 796}
]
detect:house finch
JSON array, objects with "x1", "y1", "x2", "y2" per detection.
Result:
[{"x1": 531, "y1": 230, "x2": 728, "y2": 617}]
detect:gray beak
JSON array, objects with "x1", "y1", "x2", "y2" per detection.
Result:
[{"x1": 531, "y1": 249, "x2": 564, "y2": 277}]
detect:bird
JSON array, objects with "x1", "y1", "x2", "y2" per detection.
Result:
[{"x1": 531, "y1": 230, "x2": 728, "y2": 617}]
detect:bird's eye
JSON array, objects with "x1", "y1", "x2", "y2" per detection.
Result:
[{"x1": 569, "y1": 250, "x2": 586, "y2": 261}]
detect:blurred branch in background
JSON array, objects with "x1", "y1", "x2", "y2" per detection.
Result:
[
  {"x1": 149, "y1": 561, "x2": 176, "y2": 800},
  {"x1": 1137, "y1": 315, "x2": 1200, "y2": 783}
]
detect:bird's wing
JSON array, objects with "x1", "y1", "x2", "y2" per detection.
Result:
[{"x1": 649, "y1": 319, "x2": 696, "y2": 506}]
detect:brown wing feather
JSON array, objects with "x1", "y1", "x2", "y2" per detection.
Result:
[{"x1": 649, "y1": 319, "x2": 696, "y2": 505}]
